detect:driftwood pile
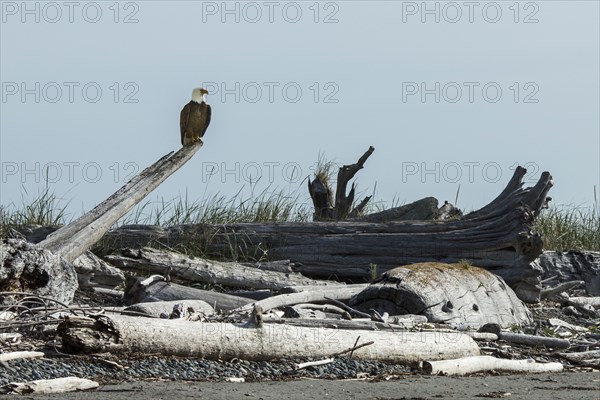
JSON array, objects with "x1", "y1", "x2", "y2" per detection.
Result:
[
  {"x1": 1, "y1": 145, "x2": 599, "y2": 394},
  {"x1": 102, "y1": 163, "x2": 553, "y2": 303}
]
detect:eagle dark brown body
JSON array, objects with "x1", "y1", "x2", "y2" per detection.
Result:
[{"x1": 180, "y1": 89, "x2": 211, "y2": 146}]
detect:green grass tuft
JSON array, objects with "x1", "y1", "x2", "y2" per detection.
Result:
[{"x1": 0, "y1": 185, "x2": 70, "y2": 237}]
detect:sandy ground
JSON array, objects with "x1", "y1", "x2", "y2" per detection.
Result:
[{"x1": 35, "y1": 372, "x2": 599, "y2": 400}]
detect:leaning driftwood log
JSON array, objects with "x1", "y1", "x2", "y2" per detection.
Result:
[
  {"x1": 58, "y1": 314, "x2": 481, "y2": 363},
  {"x1": 40, "y1": 144, "x2": 203, "y2": 262},
  {"x1": 423, "y1": 355, "x2": 563, "y2": 376},
  {"x1": 103, "y1": 167, "x2": 552, "y2": 303},
  {"x1": 349, "y1": 263, "x2": 532, "y2": 329},
  {"x1": 0, "y1": 144, "x2": 203, "y2": 304}
]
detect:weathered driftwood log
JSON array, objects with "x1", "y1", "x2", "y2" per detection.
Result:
[
  {"x1": 103, "y1": 167, "x2": 553, "y2": 303},
  {"x1": 308, "y1": 146, "x2": 374, "y2": 220},
  {"x1": 558, "y1": 350, "x2": 600, "y2": 362},
  {"x1": 58, "y1": 314, "x2": 481, "y2": 363},
  {"x1": 354, "y1": 198, "x2": 462, "y2": 223},
  {"x1": 280, "y1": 283, "x2": 368, "y2": 294},
  {"x1": 41, "y1": 144, "x2": 203, "y2": 262},
  {"x1": 423, "y1": 355, "x2": 563, "y2": 376},
  {"x1": 479, "y1": 324, "x2": 570, "y2": 349},
  {"x1": 123, "y1": 300, "x2": 215, "y2": 318},
  {"x1": 535, "y1": 251, "x2": 600, "y2": 296},
  {"x1": 568, "y1": 296, "x2": 600, "y2": 309},
  {"x1": 1, "y1": 145, "x2": 203, "y2": 305},
  {"x1": 0, "y1": 377, "x2": 99, "y2": 395},
  {"x1": 73, "y1": 251, "x2": 125, "y2": 289},
  {"x1": 541, "y1": 280, "x2": 584, "y2": 299},
  {"x1": 104, "y1": 247, "x2": 340, "y2": 291},
  {"x1": 263, "y1": 317, "x2": 425, "y2": 331},
  {"x1": 0, "y1": 239, "x2": 78, "y2": 305},
  {"x1": 349, "y1": 263, "x2": 532, "y2": 329},
  {"x1": 233, "y1": 285, "x2": 369, "y2": 313},
  {"x1": 123, "y1": 276, "x2": 253, "y2": 311}
]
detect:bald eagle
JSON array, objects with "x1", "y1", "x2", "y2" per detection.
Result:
[{"x1": 180, "y1": 88, "x2": 211, "y2": 146}]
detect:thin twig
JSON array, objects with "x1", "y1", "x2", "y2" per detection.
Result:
[{"x1": 331, "y1": 340, "x2": 375, "y2": 358}]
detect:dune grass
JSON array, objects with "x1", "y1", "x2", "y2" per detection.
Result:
[
  {"x1": 534, "y1": 203, "x2": 599, "y2": 252},
  {"x1": 0, "y1": 185, "x2": 70, "y2": 238},
  {"x1": 119, "y1": 187, "x2": 312, "y2": 226}
]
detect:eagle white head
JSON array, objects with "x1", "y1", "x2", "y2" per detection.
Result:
[{"x1": 192, "y1": 88, "x2": 209, "y2": 104}]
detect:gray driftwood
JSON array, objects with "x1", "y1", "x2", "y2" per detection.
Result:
[
  {"x1": 355, "y1": 198, "x2": 462, "y2": 222},
  {"x1": 73, "y1": 251, "x2": 125, "y2": 289},
  {"x1": 536, "y1": 251, "x2": 600, "y2": 296},
  {"x1": 103, "y1": 167, "x2": 553, "y2": 303},
  {"x1": 479, "y1": 323, "x2": 571, "y2": 349},
  {"x1": 123, "y1": 300, "x2": 215, "y2": 318},
  {"x1": 123, "y1": 276, "x2": 253, "y2": 311},
  {"x1": 308, "y1": 146, "x2": 374, "y2": 220},
  {"x1": 104, "y1": 247, "x2": 340, "y2": 291},
  {"x1": 58, "y1": 314, "x2": 481, "y2": 363},
  {"x1": 0, "y1": 239, "x2": 78, "y2": 305},
  {"x1": 233, "y1": 285, "x2": 369, "y2": 313},
  {"x1": 349, "y1": 263, "x2": 532, "y2": 329},
  {"x1": 264, "y1": 316, "x2": 426, "y2": 331}
]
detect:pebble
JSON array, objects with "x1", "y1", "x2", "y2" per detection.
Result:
[{"x1": 0, "y1": 356, "x2": 411, "y2": 385}]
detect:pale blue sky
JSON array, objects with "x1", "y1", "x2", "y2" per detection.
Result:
[{"x1": 1, "y1": 1, "x2": 599, "y2": 219}]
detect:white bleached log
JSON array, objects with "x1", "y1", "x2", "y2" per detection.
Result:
[
  {"x1": 0, "y1": 351, "x2": 44, "y2": 362},
  {"x1": 1, "y1": 377, "x2": 99, "y2": 394},
  {"x1": 58, "y1": 314, "x2": 481, "y2": 364},
  {"x1": 424, "y1": 355, "x2": 563, "y2": 376},
  {"x1": 558, "y1": 350, "x2": 600, "y2": 362},
  {"x1": 568, "y1": 296, "x2": 600, "y2": 309},
  {"x1": 0, "y1": 333, "x2": 22, "y2": 342}
]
